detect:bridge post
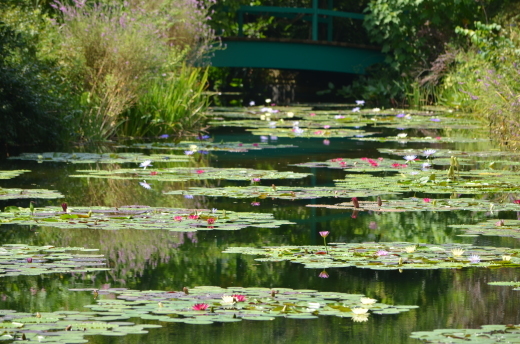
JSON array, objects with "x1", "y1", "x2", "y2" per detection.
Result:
[{"x1": 312, "y1": 0, "x2": 318, "y2": 41}]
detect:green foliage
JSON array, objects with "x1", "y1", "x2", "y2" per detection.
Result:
[
  {"x1": 0, "y1": 4, "x2": 73, "y2": 147},
  {"x1": 120, "y1": 66, "x2": 210, "y2": 137}
]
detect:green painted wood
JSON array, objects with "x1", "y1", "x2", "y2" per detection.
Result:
[{"x1": 210, "y1": 39, "x2": 385, "y2": 74}]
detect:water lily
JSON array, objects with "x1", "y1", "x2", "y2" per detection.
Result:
[
  {"x1": 184, "y1": 150, "x2": 194, "y2": 155},
  {"x1": 469, "y1": 254, "x2": 480, "y2": 263},
  {"x1": 351, "y1": 308, "x2": 369, "y2": 315},
  {"x1": 221, "y1": 295, "x2": 235, "y2": 304},
  {"x1": 232, "y1": 294, "x2": 246, "y2": 302},
  {"x1": 319, "y1": 270, "x2": 329, "y2": 278},
  {"x1": 356, "y1": 100, "x2": 365, "y2": 106},
  {"x1": 192, "y1": 303, "x2": 209, "y2": 311},
  {"x1": 212, "y1": 208, "x2": 217, "y2": 214},
  {"x1": 251, "y1": 201, "x2": 260, "y2": 206},
  {"x1": 287, "y1": 112, "x2": 294, "y2": 118},
  {"x1": 430, "y1": 118, "x2": 441, "y2": 122},
  {"x1": 495, "y1": 219, "x2": 505, "y2": 226},
  {"x1": 207, "y1": 218, "x2": 216, "y2": 225},
  {"x1": 403, "y1": 155, "x2": 417, "y2": 162},
  {"x1": 320, "y1": 231, "x2": 329, "y2": 253},
  {"x1": 196, "y1": 170, "x2": 205, "y2": 174},
  {"x1": 352, "y1": 197, "x2": 360, "y2": 208},
  {"x1": 396, "y1": 113, "x2": 405, "y2": 118},
  {"x1": 502, "y1": 255, "x2": 512, "y2": 261},
  {"x1": 352, "y1": 107, "x2": 360, "y2": 112},
  {"x1": 514, "y1": 200, "x2": 520, "y2": 204},
  {"x1": 61, "y1": 203, "x2": 68, "y2": 212},
  {"x1": 184, "y1": 195, "x2": 194, "y2": 199},
  {"x1": 451, "y1": 248, "x2": 465, "y2": 257},
  {"x1": 292, "y1": 127, "x2": 304, "y2": 134},
  {"x1": 376, "y1": 250, "x2": 389, "y2": 256},
  {"x1": 150, "y1": 171, "x2": 158, "y2": 176},
  {"x1": 405, "y1": 246, "x2": 416, "y2": 253},
  {"x1": 139, "y1": 160, "x2": 153, "y2": 169},
  {"x1": 423, "y1": 198, "x2": 431, "y2": 203},
  {"x1": 27, "y1": 257, "x2": 33, "y2": 263},
  {"x1": 360, "y1": 297, "x2": 377, "y2": 305},
  {"x1": 174, "y1": 216, "x2": 183, "y2": 221},
  {"x1": 323, "y1": 139, "x2": 330, "y2": 145},
  {"x1": 397, "y1": 133, "x2": 407, "y2": 138},
  {"x1": 334, "y1": 115, "x2": 345, "y2": 119},
  {"x1": 310, "y1": 112, "x2": 316, "y2": 116},
  {"x1": 188, "y1": 214, "x2": 199, "y2": 220},
  {"x1": 423, "y1": 149, "x2": 437, "y2": 157},
  {"x1": 307, "y1": 302, "x2": 320, "y2": 309},
  {"x1": 249, "y1": 101, "x2": 255, "y2": 106}
]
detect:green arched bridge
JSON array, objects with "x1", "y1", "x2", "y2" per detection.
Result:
[{"x1": 210, "y1": 2, "x2": 385, "y2": 75}]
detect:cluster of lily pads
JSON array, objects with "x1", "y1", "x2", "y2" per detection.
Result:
[
  {"x1": 0, "y1": 244, "x2": 108, "y2": 277},
  {"x1": 223, "y1": 242, "x2": 519, "y2": 270},
  {"x1": 0, "y1": 205, "x2": 294, "y2": 232}
]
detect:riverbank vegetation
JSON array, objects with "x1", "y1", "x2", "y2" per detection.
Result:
[{"x1": 0, "y1": 0, "x2": 215, "y2": 147}]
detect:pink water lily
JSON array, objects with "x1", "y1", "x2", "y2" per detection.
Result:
[
  {"x1": 319, "y1": 270, "x2": 329, "y2": 278},
  {"x1": 319, "y1": 231, "x2": 329, "y2": 238},
  {"x1": 174, "y1": 216, "x2": 183, "y2": 221},
  {"x1": 232, "y1": 294, "x2": 247, "y2": 302},
  {"x1": 207, "y1": 218, "x2": 216, "y2": 225},
  {"x1": 192, "y1": 303, "x2": 209, "y2": 311}
]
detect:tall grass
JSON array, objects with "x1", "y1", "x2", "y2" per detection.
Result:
[
  {"x1": 121, "y1": 65, "x2": 209, "y2": 137},
  {"x1": 52, "y1": 0, "x2": 216, "y2": 142}
]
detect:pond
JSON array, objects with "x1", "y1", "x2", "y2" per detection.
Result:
[{"x1": 1, "y1": 103, "x2": 520, "y2": 343}]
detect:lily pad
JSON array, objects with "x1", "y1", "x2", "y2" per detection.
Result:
[
  {"x1": 8, "y1": 152, "x2": 190, "y2": 164},
  {"x1": 246, "y1": 127, "x2": 375, "y2": 139},
  {"x1": 411, "y1": 324, "x2": 520, "y2": 343},
  {"x1": 0, "y1": 170, "x2": 30, "y2": 179},
  {"x1": 0, "y1": 244, "x2": 108, "y2": 277},
  {"x1": 0, "y1": 188, "x2": 64, "y2": 200},
  {"x1": 307, "y1": 197, "x2": 520, "y2": 213},
  {"x1": 163, "y1": 185, "x2": 399, "y2": 200},
  {"x1": 0, "y1": 205, "x2": 294, "y2": 232},
  {"x1": 69, "y1": 167, "x2": 311, "y2": 182},
  {"x1": 117, "y1": 141, "x2": 297, "y2": 152},
  {"x1": 68, "y1": 285, "x2": 417, "y2": 325},
  {"x1": 223, "y1": 242, "x2": 520, "y2": 270},
  {"x1": 0, "y1": 310, "x2": 161, "y2": 343},
  {"x1": 450, "y1": 219, "x2": 520, "y2": 239}
]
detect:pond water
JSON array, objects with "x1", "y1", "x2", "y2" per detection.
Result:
[{"x1": 1, "y1": 104, "x2": 520, "y2": 343}]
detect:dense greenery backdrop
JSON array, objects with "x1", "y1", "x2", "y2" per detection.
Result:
[{"x1": 2, "y1": 0, "x2": 520, "y2": 148}]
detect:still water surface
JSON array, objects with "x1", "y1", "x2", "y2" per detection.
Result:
[{"x1": 0, "y1": 106, "x2": 519, "y2": 343}]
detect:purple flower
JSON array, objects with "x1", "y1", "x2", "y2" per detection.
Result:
[
  {"x1": 430, "y1": 118, "x2": 441, "y2": 122},
  {"x1": 319, "y1": 270, "x2": 329, "y2": 278},
  {"x1": 396, "y1": 113, "x2": 405, "y2": 118},
  {"x1": 251, "y1": 202, "x2": 260, "y2": 206},
  {"x1": 159, "y1": 134, "x2": 169, "y2": 139},
  {"x1": 319, "y1": 231, "x2": 329, "y2": 238},
  {"x1": 184, "y1": 151, "x2": 194, "y2": 155},
  {"x1": 184, "y1": 195, "x2": 194, "y2": 199},
  {"x1": 376, "y1": 250, "x2": 389, "y2": 256}
]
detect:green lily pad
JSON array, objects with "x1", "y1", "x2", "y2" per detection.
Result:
[
  {"x1": 117, "y1": 141, "x2": 297, "y2": 152},
  {"x1": 8, "y1": 152, "x2": 191, "y2": 164},
  {"x1": 307, "y1": 197, "x2": 520, "y2": 213},
  {"x1": 246, "y1": 127, "x2": 375, "y2": 139},
  {"x1": 0, "y1": 188, "x2": 64, "y2": 200},
  {"x1": 0, "y1": 205, "x2": 294, "y2": 232},
  {"x1": 450, "y1": 219, "x2": 520, "y2": 239},
  {"x1": 163, "y1": 185, "x2": 399, "y2": 200},
  {"x1": 0, "y1": 310, "x2": 161, "y2": 343},
  {"x1": 223, "y1": 242, "x2": 520, "y2": 270},
  {"x1": 411, "y1": 324, "x2": 520, "y2": 343},
  {"x1": 0, "y1": 244, "x2": 108, "y2": 278},
  {"x1": 0, "y1": 170, "x2": 30, "y2": 179},
  {"x1": 69, "y1": 167, "x2": 311, "y2": 182},
  {"x1": 66, "y1": 285, "x2": 416, "y2": 325}
]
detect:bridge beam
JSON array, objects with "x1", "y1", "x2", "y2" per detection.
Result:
[{"x1": 210, "y1": 39, "x2": 385, "y2": 75}]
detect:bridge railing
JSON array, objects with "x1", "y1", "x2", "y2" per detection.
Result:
[{"x1": 236, "y1": 0, "x2": 365, "y2": 43}]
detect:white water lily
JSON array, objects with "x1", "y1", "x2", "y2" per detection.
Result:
[
  {"x1": 397, "y1": 133, "x2": 408, "y2": 138},
  {"x1": 189, "y1": 145, "x2": 198, "y2": 151},
  {"x1": 307, "y1": 302, "x2": 321, "y2": 309},
  {"x1": 451, "y1": 248, "x2": 465, "y2": 257},
  {"x1": 287, "y1": 112, "x2": 294, "y2": 118},
  {"x1": 502, "y1": 255, "x2": 512, "y2": 261},
  {"x1": 351, "y1": 308, "x2": 369, "y2": 315},
  {"x1": 403, "y1": 155, "x2": 417, "y2": 162},
  {"x1": 139, "y1": 160, "x2": 153, "y2": 169},
  {"x1": 405, "y1": 246, "x2": 416, "y2": 253},
  {"x1": 221, "y1": 295, "x2": 235, "y2": 304},
  {"x1": 360, "y1": 297, "x2": 377, "y2": 305}
]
